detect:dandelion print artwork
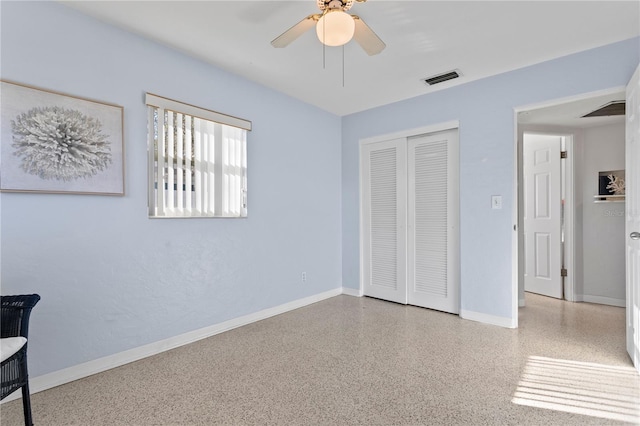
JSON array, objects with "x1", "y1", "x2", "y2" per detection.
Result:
[
  {"x1": 1, "y1": 81, "x2": 124, "y2": 195},
  {"x1": 11, "y1": 106, "x2": 112, "y2": 181}
]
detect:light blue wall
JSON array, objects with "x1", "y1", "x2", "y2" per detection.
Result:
[
  {"x1": 2, "y1": 1, "x2": 639, "y2": 381},
  {"x1": 341, "y1": 37, "x2": 640, "y2": 320},
  {"x1": 0, "y1": 1, "x2": 342, "y2": 377}
]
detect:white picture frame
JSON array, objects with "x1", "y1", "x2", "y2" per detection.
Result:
[{"x1": 1, "y1": 80, "x2": 124, "y2": 195}]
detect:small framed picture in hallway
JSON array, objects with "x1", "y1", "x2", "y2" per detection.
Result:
[{"x1": 597, "y1": 169, "x2": 625, "y2": 202}]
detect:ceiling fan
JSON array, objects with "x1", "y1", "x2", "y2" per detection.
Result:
[{"x1": 271, "y1": 0, "x2": 386, "y2": 56}]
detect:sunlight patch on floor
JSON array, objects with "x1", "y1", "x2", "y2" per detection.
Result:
[{"x1": 512, "y1": 355, "x2": 640, "y2": 423}]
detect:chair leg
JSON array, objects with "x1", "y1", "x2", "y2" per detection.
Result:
[{"x1": 21, "y1": 383, "x2": 33, "y2": 426}]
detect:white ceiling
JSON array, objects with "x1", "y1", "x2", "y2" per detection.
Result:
[
  {"x1": 60, "y1": 1, "x2": 639, "y2": 117},
  {"x1": 518, "y1": 90, "x2": 626, "y2": 129}
]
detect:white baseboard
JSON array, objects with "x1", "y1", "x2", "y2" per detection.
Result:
[
  {"x1": 519, "y1": 298, "x2": 526, "y2": 307},
  {"x1": 460, "y1": 309, "x2": 516, "y2": 329},
  {"x1": 582, "y1": 295, "x2": 625, "y2": 308},
  {"x1": 342, "y1": 287, "x2": 362, "y2": 297},
  {"x1": 2, "y1": 288, "x2": 343, "y2": 403}
]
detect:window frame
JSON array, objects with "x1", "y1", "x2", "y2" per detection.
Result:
[{"x1": 145, "y1": 93, "x2": 251, "y2": 219}]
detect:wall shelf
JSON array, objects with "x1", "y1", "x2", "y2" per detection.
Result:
[{"x1": 593, "y1": 194, "x2": 625, "y2": 203}]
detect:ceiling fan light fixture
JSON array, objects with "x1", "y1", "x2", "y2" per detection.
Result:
[{"x1": 316, "y1": 10, "x2": 355, "y2": 47}]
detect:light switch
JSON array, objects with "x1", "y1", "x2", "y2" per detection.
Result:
[{"x1": 492, "y1": 195, "x2": 502, "y2": 210}]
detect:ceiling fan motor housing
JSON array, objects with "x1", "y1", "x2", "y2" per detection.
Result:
[
  {"x1": 318, "y1": 0, "x2": 354, "y2": 12},
  {"x1": 272, "y1": 0, "x2": 384, "y2": 56}
]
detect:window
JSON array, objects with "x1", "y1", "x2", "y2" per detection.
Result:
[{"x1": 146, "y1": 94, "x2": 251, "y2": 218}]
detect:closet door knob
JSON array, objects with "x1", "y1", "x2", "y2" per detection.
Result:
[{"x1": 631, "y1": 232, "x2": 640, "y2": 240}]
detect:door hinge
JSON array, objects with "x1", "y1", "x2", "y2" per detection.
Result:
[
  {"x1": 560, "y1": 151, "x2": 567, "y2": 159},
  {"x1": 561, "y1": 268, "x2": 568, "y2": 277}
]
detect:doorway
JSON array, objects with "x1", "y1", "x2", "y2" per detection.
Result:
[{"x1": 514, "y1": 87, "x2": 627, "y2": 307}]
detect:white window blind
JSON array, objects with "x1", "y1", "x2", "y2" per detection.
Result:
[{"x1": 146, "y1": 93, "x2": 250, "y2": 218}]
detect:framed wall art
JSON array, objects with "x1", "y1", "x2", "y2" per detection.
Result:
[
  {"x1": 1, "y1": 80, "x2": 124, "y2": 195},
  {"x1": 594, "y1": 169, "x2": 625, "y2": 202},
  {"x1": 598, "y1": 169, "x2": 625, "y2": 196}
]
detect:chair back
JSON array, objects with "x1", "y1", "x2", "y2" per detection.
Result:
[{"x1": 1, "y1": 295, "x2": 41, "y2": 339}]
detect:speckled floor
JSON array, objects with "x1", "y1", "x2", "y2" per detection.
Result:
[{"x1": 1, "y1": 293, "x2": 638, "y2": 425}]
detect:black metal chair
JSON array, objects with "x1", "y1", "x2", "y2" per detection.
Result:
[{"x1": 1, "y1": 294, "x2": 40, "y2": 426}]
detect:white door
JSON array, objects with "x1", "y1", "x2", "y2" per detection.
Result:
[
  {"x1": 361, "y1": 138, "x2": 407, "y2": 304},
  {"x1": 407, "y1": 130, "x2": 459, "y2": 313},
  {"x1": 523, "y1": 134, "x2": 563, "y2": 299},
  {"x1": 626, "y1": 64, "x2": 640, "y2": 370}
]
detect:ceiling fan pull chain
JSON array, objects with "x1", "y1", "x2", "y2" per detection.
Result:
[
  {"x1": 342, "y1": 44, "x2": 345, "y2": 87},
  {"x1": 322, "y1": 21, "x2": 326, "y2": 69}
]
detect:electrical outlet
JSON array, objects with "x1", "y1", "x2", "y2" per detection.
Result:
[{"x1": 301, "y1": 272, "x2": 307, "y2": 282}]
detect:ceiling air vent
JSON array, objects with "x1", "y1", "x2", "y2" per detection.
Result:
[
  {"x1": 582, "y1": 101, "x2": 625, "y2": 118},
  {"x1": 423, "y1": 70, "x2": 461, "y2": 86}
]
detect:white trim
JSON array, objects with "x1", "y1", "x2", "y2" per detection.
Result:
[
  {"x1": 519, "y1": 298, "x2": 526, "y2": 307},
  {"x1": 145, "y1": 93, "x2": 251, "y2": 131},
  {"x1": 358, "y1": 139, "x2": 366, "y2": 299},
  {"x1": 342, "y1": 287, "x2": 363, "y2": 297},
  {"x1": 359, "y1": 120, "x2": 460, "y2": 146},
  {"x1": 512, "y1": 110, "x2": 520, "y2": 328},
  {"x1": 563, "y1": 135, "x2": 576, "y2": 302},
  {"x1": 460, "y1": 309, "x2": 517, "y2": 329},
  {"x1": 582, "y1": 295, "x2": 626, "y2": 308},
  {"x1": 2, "y1": 288, "x2": 341, "y2": 403}
]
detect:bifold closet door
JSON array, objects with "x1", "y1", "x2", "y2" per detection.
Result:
[
  {"x1": 407, "y1": 130, "x2": 459, "y2": 313},
  {"x1": 361, "y1": 138, "x2": 408, "y2": 304}
]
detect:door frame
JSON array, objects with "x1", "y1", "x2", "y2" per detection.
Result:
[
  {"x1": 359, "y1": 120, "x2": 459, "y2": 297},
  {"x1": 512, "y1": 87, "x2": 626, "y2": 327}
]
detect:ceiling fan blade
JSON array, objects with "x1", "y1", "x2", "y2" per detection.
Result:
[
  {"x1": 271, "y1": 15, "x2": 320, "y2": 48},
  {"x1": 352, "y1": 15, "x2": 385, "y2": 56}
]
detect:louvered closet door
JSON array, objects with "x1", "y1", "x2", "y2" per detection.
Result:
[
  {"x1": 362, "y1": 138, "x2": 408, "y2": 304},
  {"x1": 407, "y1": 130, "x2": 459, "y2": 313}
]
